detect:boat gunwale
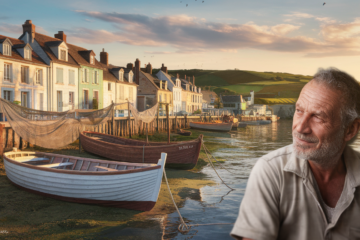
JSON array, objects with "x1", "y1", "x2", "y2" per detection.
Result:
[
  {"x1": 190, "y1": 122, "x2": 233, "y2": 126},
  {"x1": 81, "y1": 131, "x2": 203, "y2": 149},
  {"x1": 3, "y1": 152, "x2": 161, "y2": 176}
]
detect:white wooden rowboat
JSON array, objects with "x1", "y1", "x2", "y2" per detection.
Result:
[
  {"x1": 190, "y1": 122, "x2": 233, "y2": 132},
  {"x1": 3, "y1": 151, "x2": 167, "y2": 211}
]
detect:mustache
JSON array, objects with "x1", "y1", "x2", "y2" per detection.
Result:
[{"x1": 293, "y1": 132, "x2": 319, "y2": 143}]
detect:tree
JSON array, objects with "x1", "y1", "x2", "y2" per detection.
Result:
[{"x1": 214, "y1": 96, "x2": 223, "y2": 109}]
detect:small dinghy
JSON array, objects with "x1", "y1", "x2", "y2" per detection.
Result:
[
  {"x1": 177, "y1": 129, "x2": 192, "y2": 136},
  {"x1": 190, "y1": 122, "x2": 233, "y2": 132},
  {"x1": 3, "y1": 151, "x2": 167, "y2": 211}
]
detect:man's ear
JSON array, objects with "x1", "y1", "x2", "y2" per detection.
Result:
[{"x1": 345, "y1": 118, "x2": 360, "y2": 142}]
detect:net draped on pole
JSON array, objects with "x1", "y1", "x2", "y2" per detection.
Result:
[
  {"x1": 128, "y1": 102, "x2": 159, "y2": 130},
  {"x1": 0, "y1": 98, "x2": 114, "y2": 149}
]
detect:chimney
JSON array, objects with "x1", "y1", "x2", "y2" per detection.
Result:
[
  {"x1": 164, "y1": 81, "x2": 168, "y2": 90},
  {"x1": 127, "y1": 63, "x2": 133, "y2": 70},
  {"x1": 100, "y1": 48, "x2": 108, "y2": 66},
  {"x1": 135, "y1": 58, "x2": 140, "y2": 85},
  {"x1": 193, "y1": 76, "x2": 195, "y2": 86},
  {"x1": 161, "y1": 63, "x2": 168, "y2": 74},
  {"x1": 22, "y1": 20, "x2": 35, "y2": 43},
  {"x1": 146, "y1": 62, "x2": 152, "y2": 74},
  {"x1": 54, "y1": 31, "x2": 67, "y2": 42},
  {"x1": 177, "y1": 73, "x2": 179, "y2": 79}
]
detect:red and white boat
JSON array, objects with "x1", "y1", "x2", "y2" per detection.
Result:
[
  {"x1": 190, "y1": 122, "x2": 233, "y2": 132},
  {"x1": 3, "y1": 151, "x2": 166, "y2": 211}
]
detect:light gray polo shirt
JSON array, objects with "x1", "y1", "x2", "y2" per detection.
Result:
[{"x1": 231, "y1": 144, "x2": 360, "y2": 240}]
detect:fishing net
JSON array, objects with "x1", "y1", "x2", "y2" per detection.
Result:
[
  {"x1": 0, "y1": 99, "x2": 114, "y2": 149},
  {"x1": 128, "y1": 102, "x2": 159, "y2": 130}
]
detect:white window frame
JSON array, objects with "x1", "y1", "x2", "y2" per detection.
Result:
[
  {"x1": 36, "y1": 69, "x2": 42, "y2": 85},
  {"x1": 120, "y1": 72, "x2": 124, "y2": 82},
  {"x1": 69, "y1": 69, "x2": 75, "y2": 85},
  {"x1": 60, "y1": 49, "x2": 66, "y2": 61},
  {"x1": 4, "y1": 63, "x2": 11, "y2": 82},
  {"x1": 90, "y1": 55, "x2": 94, "y2": 65},
  {"x1": 24, "y1": 48, "x2": 31, "y2": 60},
  {"x1": 3, "y1": 90, "x2": 12, "y2": 101},
  {"x1": 108, "y1": 82, "x2": 111, "y2": 91},
  {"x1": 56, "y1": 68, "x2": 64, "y2": 84},
  {"x1": 21, "y1": 66, "x2": 29, "y2": 84},
  {"x1": 3, "y1": 44, "x2": 11, "y2": 56}
]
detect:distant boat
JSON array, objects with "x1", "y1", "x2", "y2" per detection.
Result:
[
  {"x1": 80, "y1": 131, "x2": 202, "y2": 170},
  {"x1": 3, "y1": 151, "x2": 167, "y2": 211},
  {"x1": 190, "y1": 122, "x2": 233, "y2": 132},
  {"x1": 177, "y1": 129, "x2": 192, "y2": 136}
]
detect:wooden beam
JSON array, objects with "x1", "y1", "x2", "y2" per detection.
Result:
[
  {"x1": 128, "y1": 101, "x2": 132, "y2": 138},
  {"x1": 166, "y1": 104, "x2": 170, "y2": 144}
]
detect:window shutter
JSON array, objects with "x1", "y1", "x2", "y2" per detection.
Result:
[
  {"x1": 97, "y1": 71, "x2": 99, "y2": 84},
  {"x1": 92, "y1": 70, "x2": 94, "y2": 84}
]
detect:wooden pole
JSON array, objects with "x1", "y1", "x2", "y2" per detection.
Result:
[
  {"x1": 157, "y1": 103, "x2": 160, "y2": 132},
  {"x1": 0, "y1": 124, "x2": 4, "y2": 156},
  {"x1": 146, "y1": 123, "x2": 149, "y2": 144},
  {"x1": 111, "y1": 101, "x2": 115, "y2": 135},
  {"x1": 79, "y1": 137, "x2": 81, "y2": 153},
  {"x1": 128, "y1": 101, "x2": 132, "y2": 138},
  {"x1": 166, "y1": 104, "x2": 170, "y2": 144},
  {"x1": 175, "y1": 114, "x2": 178, "y2": 132},
  {"x1": 185, "y1": 114, "x2": 187, "y2": 128}
]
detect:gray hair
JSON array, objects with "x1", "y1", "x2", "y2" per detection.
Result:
[{"x1": 312, "y1": 67, "x2": 360, "y2": 128}]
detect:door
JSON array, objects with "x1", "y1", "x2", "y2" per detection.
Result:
[
  {"x1": 69, "y1": 92, "x2": 74, "y2": 110},
  {"x1": 83, "y1": 90, "x2": 89, "y2": 109},
  {"x1": 21, "y1": 92, "x2": 28, "y2": 108},
  {"x1": 57, "y1": 91, "x2": 62, "y2": 112}
]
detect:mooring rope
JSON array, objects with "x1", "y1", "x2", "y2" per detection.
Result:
[
  {"x1": 201, "y1": 141, "x2": 234, "y2": 190},
  {"x1": 202, "y1": 142, "x2": 237, "y2": 175},
  {"x1": 163, "y1": 168, "x2": 234, "y2": 233}
]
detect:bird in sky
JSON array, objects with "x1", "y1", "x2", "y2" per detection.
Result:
[
  {"x1": 202, "y1": 1, "x2": 204, "y2": 3},
  {"x1": 323, "y1": 2, "x2": 326, "y2": 5},
  {"x1": 186, "y1": 4, "x2": 188, "y2": 6}
]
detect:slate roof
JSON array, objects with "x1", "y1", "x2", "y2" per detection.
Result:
[
  {"x1": 141, "y1": 71, "x2": 170, "y2": 92},
  {"x1": 0, "y1": 35, "x2": 47, "y2": 66},
  {"x1": 221, "y1": 95, "x2": 241, "y2": 103},
  {"x1": 98, "y1": 62, "x2": 137, "y2": 86},
  {"x1": 67, "y1": 43, "x2": 103, "y2": 69},
  {"x1": 33, "y1": 33, "x2": 79, "y2": 67}
]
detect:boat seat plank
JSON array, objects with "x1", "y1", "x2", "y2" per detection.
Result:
[
  {"x1": 94, "y1": 166, "x2": 118, "y2": 172},
  {"x1": 39, "y1": 162, "x2": 74, "y2": 168},
  {"x1": 19, "y1": 157, "x2": 50, "y2": 163}
]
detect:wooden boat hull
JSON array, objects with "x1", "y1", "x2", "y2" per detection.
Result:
[
  {"x1": 190, "y1": 122, "x2": 233, "y2": 132},
  {"x1": 80, "y1": 132, "x2": 203, "y2": 170},
  {"x1": 177, "y1": 129, "x2": 192, "y2": 136},
  {"x1": 3, "y1": 151, "x2": 166, "y2": 211}
]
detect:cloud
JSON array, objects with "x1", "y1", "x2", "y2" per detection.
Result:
[
  {"x1": 284, "y1": 12, "x2": 336, "y2": 24},
  {"x1": 0, "y1": 23, "x2": 22, "y2": 34},
  {"x1": 305, "y1": 51, "x2": 360, "y2": 58},
  {"x1": 145, "y1": 51, "x2": 173, "y2": 54},
  {"x1": 70, "y1": 11, "x2": 360, "y2": 57}
]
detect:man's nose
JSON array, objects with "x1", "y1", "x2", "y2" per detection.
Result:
[{"x1": 295, "y1": 114, "x2": 311, "y2": 134}]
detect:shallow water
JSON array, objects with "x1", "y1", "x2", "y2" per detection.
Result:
[{"x1": 165, "y1": 119, "x2": 360, "y2": 240}]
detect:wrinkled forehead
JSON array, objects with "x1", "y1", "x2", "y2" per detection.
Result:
[{"x1": 296, "y1": 81, "x2": 342, "y2": 116}]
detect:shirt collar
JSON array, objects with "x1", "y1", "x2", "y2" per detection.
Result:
[{"x1": 283, "y1": 144, "x2": 360, "y2": 188}]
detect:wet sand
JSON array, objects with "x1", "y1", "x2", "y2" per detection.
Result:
[{"x1": 0, "y1": 131, "x2": 233, "y2": 240}]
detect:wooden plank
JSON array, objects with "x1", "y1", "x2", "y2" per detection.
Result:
[
  {"x1": 39, "y1": 162, "x2": 74, "y2": 168},
  {"x1": 94, "y1": 166, "x2": 118, "y2": 171}
]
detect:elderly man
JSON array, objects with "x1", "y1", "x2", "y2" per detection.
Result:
[{"x1": 231, "y1": 68, "x2": 360, "y2": 240}]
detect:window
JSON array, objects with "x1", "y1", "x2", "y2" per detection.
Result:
[
  {"x1": 21, "y1": 66, "x2": 29, "y2": 83},
  {"x1": 129, "y1": 87, "x2": 133, "y2": 101},
  {"x1": 93, "y1": 70, "x2": 98, "y2": 84},
  {"x1": 108, "y1": 83, "x2": 111, "y2": 91},
  {"x1": 3, "y1": 90, "x2": 11, "y2": 101},
  {"x1": 25, "y1": 48, "x2": 31, "y2": 60},
  {"x1": 164, "y1": 94, "x2": 167, "y2": 103},
  {"x1": 69, "y1": 70, "x2": 75, "y2": 85},
  {"x1": 60, "y1": 50, "x2": 66, "y2": 61},
  {"x1": 84, "y1": 69, "x2": 89, "y2": 83},
  {"x1": 3, "y1": 44, "x2": 11, "y2": 56},
  {"x1": 94, "y1": 91, "x2": 99, "y2": 102},
  {"x1": 159, "y1": 94, "x2": 162, "y2": 102},
  {"x1": 4, "y1": 63, "x2": 11, "y2": 81},
  {"x1": 21, "y1": 92, "x2": 28, "y2": 107},
  {"x1": 120, "y1": 85, "x2": 124, "y2": 100},
  {"x1": 83, "y1": 90, "x2": 89, "y2": 109},
  {"x1": 69, "y1": 92, "x2": 74, "y2": 110},
  {"x1": 120, "y1": 72, "x2": 124, "y2": 82},
  {"x1": 90, "y1": 55, "x2": 94, "y2": 64},
  {"x1": 56, "y1": 68, "x2": 63, "y2": 83},
  {"x1": 36, "y1": 69, "x2": 42, "y2": 85}
]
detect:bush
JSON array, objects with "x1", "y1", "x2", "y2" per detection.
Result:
[
  {"x1": 92, "y1": 98, "x2": 98, "y2": 109},
  {"x1": 13, "y1": 101, "x2": 21, "y2": 105},
  {"x1": 194, "y1": 109, "x2": 201, "y2": 114}
]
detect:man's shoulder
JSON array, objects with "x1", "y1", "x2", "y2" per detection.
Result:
[{"x1": 260, "y1": 144, "x2": 294, "y2": 163}]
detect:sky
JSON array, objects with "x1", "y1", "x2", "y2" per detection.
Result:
[{"x1": 1, "y1": 0, "x2": 360, "y2": 79}]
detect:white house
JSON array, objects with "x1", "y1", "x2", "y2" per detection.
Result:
[
  {"x1": 19, "y1": 20, "x2": 80, "y2": 111},
  {"x1": 155, "y1": 64, "x2": 182, "y2": 114},
  {"x1": 0, "y1": 34, "x2": 48, "y2": 111}
]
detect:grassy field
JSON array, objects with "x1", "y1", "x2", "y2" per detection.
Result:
[
  {"x1": 195, "y1": 73, "x2": 229, "y2": 87},
  {"x1": 255, "y1": 98, "x2": 298, "y2": 104},
  {"x1": 221, "y1": 84, "x2": 264, "y2": 94},
  {"x1": 246, "y1": 80, "x2": 298, "y2": 85}
]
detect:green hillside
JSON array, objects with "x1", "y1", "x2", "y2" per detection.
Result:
[{"x1": 167, "y1": 69, "x2": 312, "y2": 104}]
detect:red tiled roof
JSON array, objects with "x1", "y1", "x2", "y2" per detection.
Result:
[
  {"x1": 34, "y1": 33, "x2": 79, "y2": 67},
  {"x1": 0, "y1": 35, "x2": 47, "y2": 66}
]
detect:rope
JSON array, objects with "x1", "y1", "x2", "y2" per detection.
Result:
[
  {"x1": 201, "y1": 141, "x2": 234, "y2": 190},
  {"x1": 202, "y1": 143, "x2": 237, "y2": 175},
  {"x1": 163, "y1": 168, "x2": 234, "y2": 233}
]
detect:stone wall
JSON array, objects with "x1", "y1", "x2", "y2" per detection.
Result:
[{"x1": 271, "y1": 104, "x2": 295, "y2": 119}]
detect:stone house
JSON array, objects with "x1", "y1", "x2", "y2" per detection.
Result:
[
  {"x1": 221, "y1": 95, "x2": 243, "y2": 115},
  {"x1": 136, "y1": 61, "x2": 172, "y2": 113},
  {"x1": 0, "y1": 34, "x2": 48, "y2": 111}
]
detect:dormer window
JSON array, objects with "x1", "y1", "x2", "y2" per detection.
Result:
[
  {"x1": 129, "y1": 73, "x2": 133, "y2": 83},
  {"x1": 90, "y1": 55, "x2": 94, "y2": 64},
  {"x1": 24, "y1": 48, "x2": 31, "y2": 60},
  {"x1": 60, "y1": 50, "x2": 66, "y2": 61},
  {"x1": 3, "y1": 44, "x2": 11, "y2": 56},
  {"x1": 120, "y1": 72, "x2": 124, "y2": 82}
]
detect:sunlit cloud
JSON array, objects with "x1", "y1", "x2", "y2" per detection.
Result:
[
  {"x1": 0, "y1": 23, "x2": 22, "y2": 34},
  {"x1": 68, "y1": 11, "x2": 360, "y2": 58}
]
